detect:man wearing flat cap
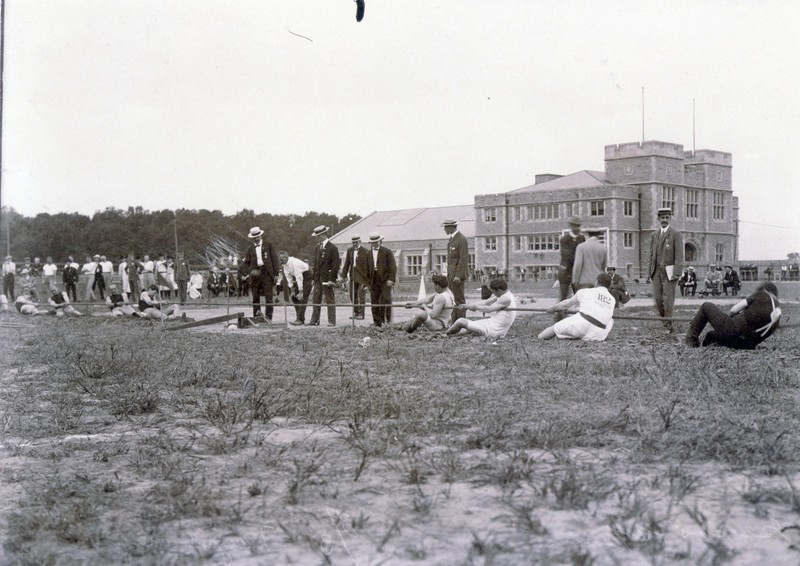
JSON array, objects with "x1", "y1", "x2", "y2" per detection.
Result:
[
  {"x1": 443, "y1": 219, "x2": 469, "y2": 323},
  {"x1": 648, "y1": 208, "x2": 684, "y2": 333},
  {"x1": 365, "y1": 233, "x2": 396, "y2": 327},
  {"x1": 556, "y1": 217, "x2": 586, "y2": 320},
  {"x1": 339, "y1": 234, "x2": 369, "y2": 320},
  {"x1": 309, "y1": 225, "x2": 340, "y2": 326},
  {"x1": 242, "y1": 226, "x2": 280, "y2": 321}
]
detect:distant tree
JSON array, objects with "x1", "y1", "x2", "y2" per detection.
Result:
[{"x1": 789, "y1": 252, "x2": 799, "y2": 262}]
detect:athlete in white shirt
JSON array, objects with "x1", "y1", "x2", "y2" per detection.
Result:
[
  {"x1": 402, "y1": 274, "x2": 455, "y2": 332},
  {"x1": 539, "y1": 273, "x2": 616, "y2": 341},
  {"x1": 446, "y1": 278, "x2": 517, "y2": 340}
]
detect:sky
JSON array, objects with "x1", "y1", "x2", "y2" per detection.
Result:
[{"x1": 2, "y1": 0, "x2": 799, "y2": 260}]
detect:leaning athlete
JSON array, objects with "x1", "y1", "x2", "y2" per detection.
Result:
[
  {"x1": 538, "y1": 273, "x2": 615, "y2": 341},
  {"x1": 402, "y1": 275, "x2": 455, "y2": 333},
  {"x1": 446, "y1": 278, "x2": 517, "y2": 339}
]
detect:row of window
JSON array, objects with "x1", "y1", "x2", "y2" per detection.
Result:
[{"x1": 484, "y1": 189, "x2": 727, "y2": 223}]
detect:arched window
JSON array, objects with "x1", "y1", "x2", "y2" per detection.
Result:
[{"x1": 685, "y1": 243, "x2": 697, "y2": 263}]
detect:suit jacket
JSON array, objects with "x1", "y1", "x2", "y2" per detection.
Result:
[
  {"x1": 559, "y1": 232, "x2": 585, "y2": 268},
  {"x1": 447, "y1": 231, "x2": 469, "y2": 280},
  {"x1": 366, "y1": 246, "x2": 397, "y2": 285},
  {"x1": 341, "y1": 246, "x2": 369, "y2": 285},
  {"x1": 648, "y1": 226, "x2": 684, "y2": 279},
  {"x1": 312, "y1": 241, "x2": 340, "y2": 283},
  {"x1": 572, "y1": 237, "x2": 607, "y2": 287},
  {"x1": 242, "y1": 240, "x2": 280, "y2": 279}
]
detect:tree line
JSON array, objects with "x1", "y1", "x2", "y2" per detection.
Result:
[{"x1": 0, "y1": 207, "x2": 361, "y2": 266}]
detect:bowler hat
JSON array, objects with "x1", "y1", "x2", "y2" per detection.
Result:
[
  {"x1": 567, "y1": 216, "x2": 582, "y2": 226},
  {"x1": 311, "y1": 225, "x2": 329, "y2": 237},
  {"x1": 247, "y1": 227, "x2": 264, "y2": 239}
]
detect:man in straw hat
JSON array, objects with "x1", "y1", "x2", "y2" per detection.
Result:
[
  {"x1": 242, "y1": 226, "x2": 280, "y2": 321},
  {"x1": 647, "y1": 207, "x2": 684, "y2": 333},
  {"x1": 339, "y1": 234, "x2": 369, "y2": 320},
  {"x1": 365, "y1": 233, "x2": 396, "y2": 328},
  {"x1": 309, "y1": 225, "x2": 340, "y2": 326},
  {"x1": 442, "y1": 218, "x2": 469, "y2": 324}
]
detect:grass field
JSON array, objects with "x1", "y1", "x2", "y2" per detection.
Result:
[{"x1": 1, "y1": 297, "x2": 799, "y2": 565}]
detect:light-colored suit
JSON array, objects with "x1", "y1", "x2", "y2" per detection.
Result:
[{"x1": 572, "y1": 237, "x2": 607, "y2": 289}]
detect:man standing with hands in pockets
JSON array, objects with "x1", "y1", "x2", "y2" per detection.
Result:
[
  {"x1": 442, "y1": 219, "x2": 469, "y2": 324},
  {"x1": 648, "y1": 208, "x2": 684, "y2": 334}
]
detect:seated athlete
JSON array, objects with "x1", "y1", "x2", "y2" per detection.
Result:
[
  {"x1": 445, "y1": 278, "x2": 517, "y2": 339},
  {"x1": 402, "y1": 274, "x2": 455, "y2": 333},
  {"x1": 685, "y1": 281, "x2": 781, "y2": 349},
  {"x1": 538, "y1": 273, "x2": 615, "y2": 341},
  {"x1": 107, "y1": 284, "x2": 143, "y2": 317},
  {"x1": 48, "y1": 283, "x2": 82, "y2": 317},
  {"x1": 15, "y1": 290, "x2": 48, "y2": 315},
  {"x1": 139, "y1": 284, "x2": 181, "y2": 320}
]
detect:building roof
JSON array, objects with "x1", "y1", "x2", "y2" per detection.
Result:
[
  {"x1": 331, "y1": 205, "x2": 475, "y2": 244},
  {"x1": 508, "y1": 170, "x2": 608, "y2": 193}
]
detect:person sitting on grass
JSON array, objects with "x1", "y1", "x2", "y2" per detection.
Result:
[
  {"x1": 139, "y1": 284, "x2": 181, "y2": 320},
  {"x1": 48, "y1": 282, "x2": 82, "y2": 317},
  {"x1": 445, "y1": 278, "x2": 516, "y2": 339},
  {"x1": 402, "y1": 274, "x2": 455, "y2": 333},
  {"x1": 685, "y1": 281, "x2": 781, "y2": 349},
  {"x1": 538, "y1": 273, "x2": 616, "y2": 341},
  {"x1": 107, "y1": 284, "x2": 144, "y2": 317},
  {"x1": 15, "y1": 289, "x2": 48, "y2": 316}
]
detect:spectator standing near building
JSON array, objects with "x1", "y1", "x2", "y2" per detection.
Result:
[
  {"x1": 365, "y1": 233, "x2": 396, "y2": 328},
  {"x1": 647, "y1": 208, "x2": 683, "y2": 333},
  {"x1": 308, "y1": 225, "x2": 340, "y2": 327},
  {"x1": 442, "y1": 219, "x2": 469, "y2": 324},
  {"x1": 242, "y1": 226, "x2": 281, "y2": 322},
  {"x1": 556, "y1": 217, "x2": 585, "y2": 320},
  {"x1": 572, "y1": 229, "x2": 607, "y2": 290},
  {"x1": 3, "y1": 256, "x2": 16, "y2": 300},
  {"x1": 339, "y1": 235, "x2": 369, "y2": 320},
  {"x1": 62, "y1": 257, "x2": 79, "y2": 302}
]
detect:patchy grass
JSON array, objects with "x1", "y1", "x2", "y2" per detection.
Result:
[{"x1": 0, "y1": 303, "x2": 799, "y2": 564}]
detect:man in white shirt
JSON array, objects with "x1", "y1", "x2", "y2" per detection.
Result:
[
  {"x1": 2, "y1": 255, "x2": 16, "y2": 300},
  {"x1": 278, "y1": 251, "x2": 312, "y2": 325},
  {"x1": 100, "y1": 255, "x2": 114, "y2": 292},
  {"x1": 42, "y1": 257, "x2": 59, "y2": 290},
  {"x1": 81, "y1": 256, "x2": 98, "y2": 301},
  {"x1": 539, "y1": 273, "x2": 616, "y2": 341},
  {"x1": 141, "y1": 255, "x2": 156, "y2": 289}
]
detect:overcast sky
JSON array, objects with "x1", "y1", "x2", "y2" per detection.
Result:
[{"x1": 2, "y1": 0, "x2": 799, "y2": 260}]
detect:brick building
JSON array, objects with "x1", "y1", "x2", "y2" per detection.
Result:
[{"x1": 474, "y1": 140, "x2": 739, "y2": 282}]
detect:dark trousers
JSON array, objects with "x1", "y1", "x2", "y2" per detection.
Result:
[
  {"x1": 65, "y1": 282, "x2": 77, "y2": 302},
  {"x1": 687, "y1": 302, "x2": 755, "y2": 349},
  {"x1": 311, "y1": 281, "x2": 336, "y2": 324},
  {"x1": 282, "y1": 273, "x2": 312, "y2": 322},
  {"x1": 556, "y1": 268, "x2": 577, "y2": 322},
  {"x1": 128, "y1": 277, "x2": 140, "y2": 303},
  {"x1": 4, "y1": 273, "x2": 15, "y2": 300},
  {"x1": 250, "y1": 273, "x2": 275, "y2": 319},
  {"x1": 370, "y1": 281, "x2": 392, "y2": 326},
  {"x1": 349, "y1": 280, "x2": 367, "y2": 317},
  {"x1": 448, "y1": 277, "x2": 465, "y2": 323},
  {"x1": 93, "y1": 276, "x2": 106, "y2": 300},
  {"x1": 177, "y1": 279, "x2": 188, "y2": 304},
  {"x1": 652, "y1": 269, "x2": 677, "y2": 330}
]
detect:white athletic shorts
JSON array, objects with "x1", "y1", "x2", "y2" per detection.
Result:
[{"x1": 553, "y1": 313, "x2": 613, "y2": 341}]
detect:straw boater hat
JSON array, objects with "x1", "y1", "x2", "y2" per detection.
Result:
[
  {"x1": 567, "y1": 216, "x2": 582, "y2": 226},
  {"x1": 442, "y1": 219, "x2": 458, "y2": 228},
  {"x1": 368, "y1": 233, "x2": 383, "y2": 243},
  {"x1": 351, "y1": 234, "x2": 361, "y2": 242},
  {"x1": 247, "y1": 227, "x2": 264, "y2": 239},
  {"x1": 657, "y1": 208, "x2": 673, "y2": 216},
  {"x1": 311, "y1": 225, "x2": 329, "y2": 237},
  {"x1": 93, "y1": 254, "x2": 100, "y2": 259},
  {"x1": 688, "y1": 266, "x2": 695, "y2": 271}
]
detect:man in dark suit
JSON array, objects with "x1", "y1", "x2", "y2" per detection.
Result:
[
  {"x1": 648, "y1": 208, "x2": 684, "y2": 333},
  {"x1": 242, "y1": 226, "x2": 280, "y2": 321},
  {"x1": 339, "y1": 234, "x2": 369, "y2": 320},
  {"x1": 365, "y1": 233, "x2": 396, "y2": 327},
  {"x1": 442, "y1": 219, "x2": 469, "y2": 323},
  {"x1": 556, "y1": 216, "x2": 585, "y2": 320},
  {"x1": 309, "y1": 225, "x2": 340, "y2": 326}
]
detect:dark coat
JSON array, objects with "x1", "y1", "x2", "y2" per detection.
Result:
[
  {"x1": 648, "y1": 226, "x2": 684, "y2": 279},
  {"x1": 447, "y1": 231, "x2": 470, "y2": 280},
  {"x1": 311, "y1": 241, "x2": 340, "y2": 283},
  {"x1": 242, "y1": 240, "x2": 280, "y2": 279},
  {"x1": 366, "y1": 246, "x2": 397, "y2": 285},
  {"x1": 341, "y1": 246, "x2": 370, "y2": 285}
]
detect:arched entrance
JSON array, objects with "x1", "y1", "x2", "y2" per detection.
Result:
[{"x1": 685, "y1": 242, "x2": 697, "y2": 263}]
